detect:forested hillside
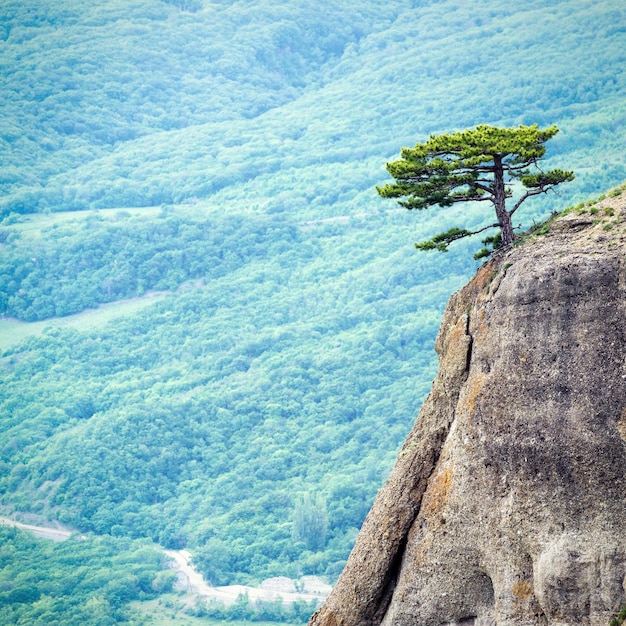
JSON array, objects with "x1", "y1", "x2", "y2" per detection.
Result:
[
  {"x1": 1, "y1": 205, "x2": 465, "y2": 585},
  {"x1": 0, "y1": 525, "x2": 176, "y2": 624},
  {"x1": 2, "y1": 0, "x2": 625, "y2": 217},
  {"x1": 1, "y1": 0, "x2": 626, "y2": 618}
]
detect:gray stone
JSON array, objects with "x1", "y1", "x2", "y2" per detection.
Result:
[{"x1": 309, "y1": 194, "x2": 626, "y2": 626}]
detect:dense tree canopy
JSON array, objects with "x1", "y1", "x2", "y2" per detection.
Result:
[
  {"x1": 377, "y1": 124, "x2": 575, "y2": 255},
  {"x1": 0, "y1": 526, "x2": 175, "y2": 625},
  {"x1": 0, "y1": 0, "x2": 624, "y2": 218},
  {"x1": 0, "y1": 205, "x2": 464, "y2": 588}
]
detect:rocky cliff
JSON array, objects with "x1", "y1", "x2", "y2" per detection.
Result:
[{"x1": 310, "y1": 191, "x2": 626, "y2": 626}]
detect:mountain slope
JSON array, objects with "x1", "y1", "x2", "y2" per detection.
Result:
[
  {"x1": 1, "y1": 0, "x2": 626, "y2": 587},
  {"x1": 2, "y1": 0, "x2": 625, "y2": 215}
]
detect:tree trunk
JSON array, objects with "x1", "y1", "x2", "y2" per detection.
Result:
[{"x1": 493, "y1": 155, "x2": 514, "y2": 247}]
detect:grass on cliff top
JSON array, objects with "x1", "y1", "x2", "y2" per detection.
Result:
[{"x1": 513, "y1": 180, "x2": 626, "y2": 243}]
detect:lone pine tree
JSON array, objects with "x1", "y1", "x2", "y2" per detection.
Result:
[{"x1": 377, "y1": 124, "x2": 574, "y2": 257}]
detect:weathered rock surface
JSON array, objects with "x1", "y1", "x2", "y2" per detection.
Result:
[{"x1": 310, "y1": 193, "x2": 626, "y2": 626}]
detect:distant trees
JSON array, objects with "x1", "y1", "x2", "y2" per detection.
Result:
[
  {"x1": 292, "y1": 493, "x2": 328, "y2": 552},
  {"x1": 0, "y1": 195, "x2": 491, "y2": 587},
  {"x1": 377, "y1": 124, "x2": 574, "y2": 257},
  {"x1": 0, "y1": 527, "x2": 173, "y2": 624},
  {"x1": 0, "y1": 213, "x2": 304, "y2": 321}
]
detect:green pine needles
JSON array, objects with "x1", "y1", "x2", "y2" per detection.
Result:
[{"x1": 377, "y1": 124, "x2": 574, "y2": 258}]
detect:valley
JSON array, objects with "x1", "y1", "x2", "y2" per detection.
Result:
[{"x1": 2, "y1": 0, "x2": 626, "y2": 623}]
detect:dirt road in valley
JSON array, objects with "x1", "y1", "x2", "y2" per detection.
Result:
[
  {"x1": 0, "y1": 516, "x2": 73, "y2": 542},
  {"x1": 164, "y1": 549, "x2": 331, "y2": 605},
  {"x1": 1, "y1": 516, "x2": 331, "y2": 606}
]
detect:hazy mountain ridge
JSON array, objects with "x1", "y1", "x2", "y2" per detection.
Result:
[{"x1": 2, "y1": 0, "x2": 625, "y2": 215}]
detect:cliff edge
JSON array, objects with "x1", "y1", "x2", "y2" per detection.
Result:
[{"x1": 310, "y1": 191, "x2": 626, "y2": 626}]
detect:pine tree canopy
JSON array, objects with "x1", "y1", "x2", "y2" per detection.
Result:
[{"x1": 376, "y1": 124, "x2": 575, "y2": 256}]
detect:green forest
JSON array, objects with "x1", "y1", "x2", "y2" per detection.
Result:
[
  {"x1": 0, "y1": 525, "x2": 176, "y2": 624},
  {"x1": 1, "y1": 0, "x2": 626, "y2": 622}
]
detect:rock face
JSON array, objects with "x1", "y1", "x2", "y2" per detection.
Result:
[{"x1": 310, "y1": 194, "x2": 626, "y2": 626}]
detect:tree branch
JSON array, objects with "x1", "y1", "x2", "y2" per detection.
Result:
[
  {"x1": 508, "y1": 187, "x2": 549, "y2": 215},
  {"x1": 459, "y1": 195, "x2": 494, "y2": 203},
  {"x1": 468, "y1": 222, "x2": 501, "y2": 236},
  {"x1": 502, "y1": 159, "x2": 538, "y2": 172},
  {"x1": 472, "y1": 182, "x2": 493, "y2": 194}
]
